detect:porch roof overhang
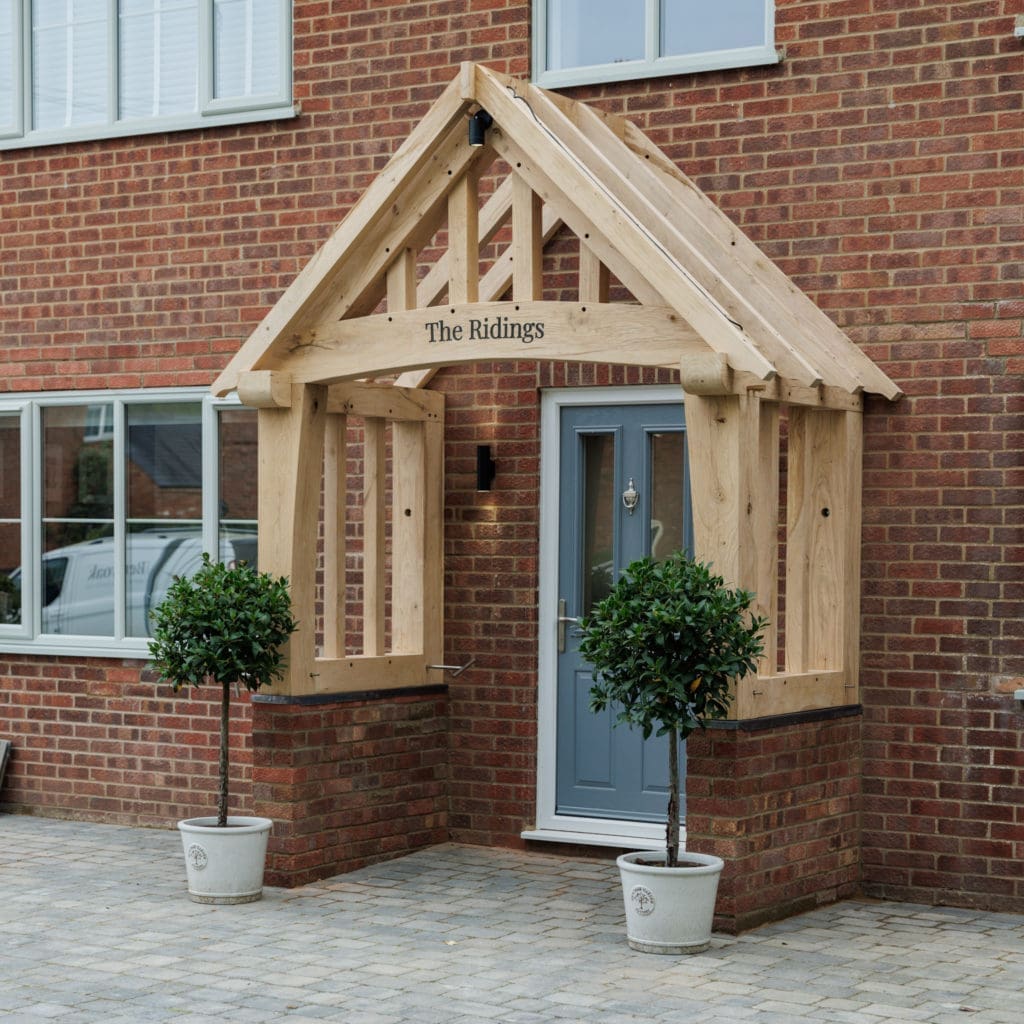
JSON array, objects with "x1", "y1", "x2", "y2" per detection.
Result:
[{"x1": 212, "y1": 62, "x2": 901, "y2": 404}]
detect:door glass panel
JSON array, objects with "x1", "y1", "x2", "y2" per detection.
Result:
[
  {"x1": 581, "y1": 433, "x2": 615, "y2": 613},
  {"x1": 649, "y1": 431, "x2": 686, "y2": 562}
]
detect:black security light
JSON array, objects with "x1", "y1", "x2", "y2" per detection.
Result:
[
  {"x1": 476, "y1": 444, "x2": 497, "y2": 491},
  {"x1": 468, "y1": 109, "x2": 493, "y2": 147}
]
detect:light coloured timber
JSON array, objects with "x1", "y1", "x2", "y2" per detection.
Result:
[
  {"x1": 474, "y1": 92, "x2": 776, "y2": 384},
  {"x1": 448, "y1": 173, "x2": 480, "y2": 305},
  {"x1": 742, "y1": 394, "x2": 780, "y2": 677},
  {"x1": 621, "y1": 120, "x2": 902, "y2": 400},
  {"x1": 251, "y1": 122, "x2": 490, "y2": 382},
  {"x1": 309, "y1": 655, "x2": 427, "y2": 693},
  {"x1": 237, "y1": 370, "x2": 292, "y2": 408},
  {"x1": 738, "y1": 374, "x2": 863, "y2": 412},
  {"x1": 512, "y1": 174, "x2": 543, "y2": 301},
  {"x1": 413, "y1": 177, "x2": 515, "y2": 309},
  {"x1": 297, "y1": 126, "x2": 491, "y2": 332},
  {"x1": 422, "y1": 418, "x2": 444, "y2": 668},
  {"x1": 683, "y1": 389, "x2": 781, "y2": 699},
  {"x1": 516, "y1": 71, "x2": 823, "y2": 389},
  {"x1": 256, "y1": 384, "x2": 327, "y2": 696},
  {"x1": 786, "y1": 407, "x2": 850, "y2": 675},
  {"x1": 734, "y1": 671, "x2": 849, "y2": 719},
  {"x1": 680, "y1": 352, "x2": 733, "y2": 395},
  {"x1": 683, "y1": 391, "x2": 744, "y2": 585},
  {"x1": 488, "y1": 134, "x2": 668, "y2": 309},
  {"x1": 578, "y1": 244, "x2": 609, "y2": 303},
  {"x1": 212, "y1": 74, "x2": 473, "y2": 396},
  {"x1": 326, "y1": 382, "x2": 443, "y2": 421},
  {"x1": 392, "y1": 420, "x2": 426, "y2": 653},
  {"x1": 266, "y1": 302, "x2": 705, "y2": 384},
  {"x1": 397, "y1": 200, "x2": 563, "y2": 390},
  {"x1": 387, "y1": 247, "x2": 418, "y2": 313},
  {"x1": 841, "y1": 410, "x2": 863, "y2": 699},
  {"x1": 545, "y1": 89, "x2": 861, "y2": 396},
  {"x1": 363, "y1": 417, "x2": 387, "y2": 658},
  {"x1": 322, "y1": 413, "x2": 347, "y2": 659}
]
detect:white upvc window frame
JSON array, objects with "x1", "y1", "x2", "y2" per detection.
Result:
[
  {"x1": 0, "y1": 0, "x2": 295, "y2": 151},
  {"x1": 0, "y1": 387, "x2": 252, "y2": 659},
  {"x1": 532, "y1": 0, "x2": 781, "y2": 90}
]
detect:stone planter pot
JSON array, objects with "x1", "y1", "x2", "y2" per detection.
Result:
[
  {"x1": 616, "y1": 850, "x2": 724, "y2": 954},
  {"x1": 178, "y1": 816, "x2": 273, "y2": 904}
]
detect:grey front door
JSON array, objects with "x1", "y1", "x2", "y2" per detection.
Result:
[{"x1": 555, "y1": 402, "x2": 691, "y2": 822}]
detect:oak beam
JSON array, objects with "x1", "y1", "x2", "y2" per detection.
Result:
[
  {"x1": 322, "y1": 413, "x2": 347, "y2": 659},
  {"x1": 213, "y1": 75, "x2": 474, "y2": 395},
  {"x1": 270, "y1": 302, "x2": 705, "y2": 385},
  {"x1": 257, "y1": 383, "x2": 327, "y2": 695},
  {"x1": 363, "y1": 417, "x2": 387, "y2": 657}
]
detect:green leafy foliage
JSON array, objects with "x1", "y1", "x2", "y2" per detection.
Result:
[
  {"x1": 578, "y1": 553, "x2": 767, "y2": 865},
  {"x1": 148, "y1": 553, "x2": 297, "y2": 694},
  {"x1": 148, "y1": 553, "x2": 297, "y2": 827}
]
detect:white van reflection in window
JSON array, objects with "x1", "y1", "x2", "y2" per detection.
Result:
[{"x1": 8, "y1": 529, "x2": 257, "y2": 638}]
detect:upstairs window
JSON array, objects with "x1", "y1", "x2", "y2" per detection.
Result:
[
  {"x1": 0, "y1": 0, "x2": 293, "y2": 150},
  {"x1": 533, "y1": 0, "x2": 780, "y2": 89}
]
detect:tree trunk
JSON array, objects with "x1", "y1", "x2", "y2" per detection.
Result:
[
  {"x1": 218, "y1": 681, "x2": 230, "y2": 828},
  {"x1": 666, "y1": 725, "x2": 680, "y2": 867}
]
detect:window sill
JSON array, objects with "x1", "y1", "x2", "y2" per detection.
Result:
[
  {"x1": 0, "y1": 103, "x2": 299, "y2": 153},
  {"x1": 0, "y1": 638, "x2": 151, "y2": 660},
  {"x1": 535, "y1": 46, "x2": 782, "y2": 90}
]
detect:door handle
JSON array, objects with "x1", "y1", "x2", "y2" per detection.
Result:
[{"x1": 557, "y1": 598, "x2": 579, "y2": 653}]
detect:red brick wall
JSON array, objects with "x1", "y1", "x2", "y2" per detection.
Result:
[
  {"x1": 252, "y1": 692, "x2": 449, "y2": 887},
  {"x1": 686, "y1": 714, "x2": 863, "y2": 932},
  {"x1": 1, "y1": 1, "x2": 1022, "y2": 915},
  {"x1": 2, "y1": 659, "x2": 255, "y2": 825}
]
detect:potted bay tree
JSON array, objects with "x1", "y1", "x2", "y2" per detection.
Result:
[
  {"x1": 578, "y1": 552, "x2": 766, "y2": 954},
  {"x1": 148, "y1": 553, "x2": 297, "y2": 904}
]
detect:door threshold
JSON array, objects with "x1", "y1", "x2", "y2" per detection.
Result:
[{"x1": 521, "y1": 827, "x2": 672, "y2": 851}]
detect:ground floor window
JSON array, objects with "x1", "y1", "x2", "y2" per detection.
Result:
[{"x1": 0, "y1": 388, "x2": 256, "y2": 657}]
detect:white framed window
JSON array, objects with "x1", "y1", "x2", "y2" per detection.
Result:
[
  {"x1": 0, "y1": 0, "x2": 293, "y2": 151},
  {"x1": 0, "y1": 388, "x2": 259, "y2": 658},
  {"x1": 533, "y1": 0, "x2": 780, "y2": 89}
]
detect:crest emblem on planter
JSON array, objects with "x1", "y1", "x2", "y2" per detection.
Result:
[
  {"x1": 186, "y1": 843, "x2": 209, "y2": 871},
  {"x1": 630, "y1": 885, "x2": 655, "y2": 916}
]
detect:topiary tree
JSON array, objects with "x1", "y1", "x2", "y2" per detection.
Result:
[
  {"x1": 578, "y1": 552, "x2": 767, "y2": 867},
  {"x1": 148, "y1": 553, "x2": 297, "y2": 828}
]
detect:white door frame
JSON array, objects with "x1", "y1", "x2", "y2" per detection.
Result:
[{"x1": 523, "y1": 385, "x2": 687, "y2": 850}]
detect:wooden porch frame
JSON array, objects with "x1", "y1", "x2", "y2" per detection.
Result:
[{"x1": 213, "y1": 65, "x2": 899, "y2": 715}]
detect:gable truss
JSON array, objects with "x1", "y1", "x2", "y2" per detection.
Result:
[{"x1": 213, "y1": 64, "x2": 900, "y2": 718}]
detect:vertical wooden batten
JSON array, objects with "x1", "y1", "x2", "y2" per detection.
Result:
[
  {"x1": 257, "y1": 383, "x2": 328, "y2": 696},
  {"x1": 322, "y1": 412, "x2": 347, "y2": 660}
]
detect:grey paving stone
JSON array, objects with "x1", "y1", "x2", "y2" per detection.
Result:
[{"x1": 1, "y1": 814, "x2": 1023, "y2": 1024}]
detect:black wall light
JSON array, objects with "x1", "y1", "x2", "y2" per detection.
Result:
[
  {"x1": 468, "y1": 109, "x2": 493, "y2": 147},
  {"x1": 476, "y1": 445, "x2": 497, "y2": 491}
]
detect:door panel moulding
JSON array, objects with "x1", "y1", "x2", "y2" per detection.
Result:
[{"x1": 211, "y1": 63, "x2": 899, "y2": 702}]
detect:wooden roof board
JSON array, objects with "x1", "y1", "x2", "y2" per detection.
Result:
[{"x1": 213, "y1": 62, "x2": 901, "y2": 401}]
